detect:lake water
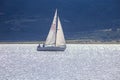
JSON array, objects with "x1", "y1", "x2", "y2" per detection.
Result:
[{"x1": 0, "y1": 44, "x2": 120, "y2": 80}]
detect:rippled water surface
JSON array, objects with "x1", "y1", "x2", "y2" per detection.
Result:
[{"x1": 0, "y1": 44, "x2": 120, "y2": 80}]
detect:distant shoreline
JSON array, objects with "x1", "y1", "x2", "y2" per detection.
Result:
[{"x1": 0, "y1": 40, "x2": 120, "y2": 44}]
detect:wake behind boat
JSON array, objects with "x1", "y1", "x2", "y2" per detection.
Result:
[{"x1": 37, "y1": 9, "x2": 66, "y2": 51}]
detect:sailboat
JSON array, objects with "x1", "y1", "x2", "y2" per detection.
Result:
[{"x1": 37, "y1": 9, "x2": 66, "y2": 51}]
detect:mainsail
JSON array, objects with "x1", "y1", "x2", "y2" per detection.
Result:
[
  {"x1": 45, "y1": 9, "x2": 66, "y2": 47},
  {"x1": 45, "y1": 10, "x2": 57, "y2": 46}
]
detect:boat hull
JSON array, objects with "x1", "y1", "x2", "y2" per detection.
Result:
[{"x1": 37, "y1": 46, "x2": 66, "y2": 51}]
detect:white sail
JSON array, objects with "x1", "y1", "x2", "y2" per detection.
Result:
[
  {"x1": 56, "y1": 17, "x2": 66, "y2": 47},
  {"x1": 45, "y1": 10, "x2": 57, "y2": 46},
  {"x1": 37, "y1": 9, "x2": 66, "y2": 51}
]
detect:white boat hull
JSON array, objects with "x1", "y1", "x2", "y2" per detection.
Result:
[{"x1": 37, "y1": 46, "x2": 66, "y2": 51}]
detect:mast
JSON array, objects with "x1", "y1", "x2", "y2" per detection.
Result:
[{"x1": 55, "y1": 9, "x2": 58, "y2": 46}]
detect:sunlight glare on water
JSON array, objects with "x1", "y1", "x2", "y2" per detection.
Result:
[{"x1": 0, "y1": 44, "x2": 120, "y2": 80}]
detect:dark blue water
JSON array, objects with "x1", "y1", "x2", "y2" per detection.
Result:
[{"x1": 0, "y1": 0, "x2": 120, "y2": 41}]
